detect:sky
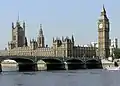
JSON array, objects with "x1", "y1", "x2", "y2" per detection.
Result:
[{"x1": 0, "y1": 0, "x2": 120, "y2": 49}]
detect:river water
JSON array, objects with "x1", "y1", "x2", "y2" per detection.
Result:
[{"x1": 0, "y1": 69, "x2": 120, "y2": 86}]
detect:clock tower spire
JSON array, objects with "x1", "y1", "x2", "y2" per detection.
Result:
[{"x1": 98, "y1": 5, "x2": 110, "y2": 59}]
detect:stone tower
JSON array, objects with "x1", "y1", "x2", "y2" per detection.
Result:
[
  {"x1": 98, "y1": 5, "x2": 110, "y2": 58},
  {"x1": 8, "y1": 18, "x2": 26, "y2": 49},
  {"x1": 37, "y1": 24, "x2": 45, "y2": 48}
]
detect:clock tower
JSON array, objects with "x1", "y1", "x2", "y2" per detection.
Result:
[{"x1": 98, "y1": 5, "x2": 110, "y2": 59}]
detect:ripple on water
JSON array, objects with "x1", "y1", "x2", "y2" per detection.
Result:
[
  {"x1": 1, "y1": 70, "x2": 120, "y2": 86},
  {"x1": 1, "y1": 72, "x2": 20, "y2": 76}
]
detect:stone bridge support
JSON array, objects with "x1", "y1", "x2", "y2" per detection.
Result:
[{"x1": 37, "y1": 58, "x2": 64, "y2": 70}]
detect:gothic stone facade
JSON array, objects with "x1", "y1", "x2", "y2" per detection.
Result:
[
  {"x1": 0, "y1": 7, "x2": 112, "y2": 57},
  {"x1": 0, "y1": 21, "x2": 96, "y2": 57}
]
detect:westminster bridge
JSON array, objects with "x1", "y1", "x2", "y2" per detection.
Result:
[{"x1": 0, "y1": 56, "x2": 103, "y2": 71}]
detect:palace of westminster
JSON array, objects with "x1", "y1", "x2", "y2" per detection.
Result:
[{"x1": 0, "y1": 6, "x2": 118, "y2": 58}]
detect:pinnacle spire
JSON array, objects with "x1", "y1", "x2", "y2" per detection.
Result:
[
  {"x1": 16, "y1": 12, "x2": 20, "y2": 26},
  {"x1": 99, "y1": 4, "x2": 108, "y2": 20},
  {"x1": 17, "y1": 12, "x2": 20, "y2": 22},
  {"x1": 12, "y1": 22, "x2": 14, "y2": 28},
  {"x1": 72, "y1": 34, "x2": 74, "y2": 42},
  {"x1": 101, "y1": 4, "x2": 106, "y2": 14},
  {"x1": 39, "y1": 24, "x2": 43, "y2": 36},
  {"x1": 23, "y1": 21, "x2": 25, "y2": 29},
  {"x1": 40, "y1": 24, "x2": 42, "y2": 30}
]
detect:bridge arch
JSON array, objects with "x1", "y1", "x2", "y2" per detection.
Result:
[
  {"x1": 1, "y1": 57, "x2": 36, "y2": 71},
  {"x1": 37, "y1": 58, "x2": 64, "y2": 70},
  {"x1": 65, "y1": 58, "x2": 85, "y2": 70},
  {"x1": 86, "y1": 59, "x2": 102, "y2": 69}
]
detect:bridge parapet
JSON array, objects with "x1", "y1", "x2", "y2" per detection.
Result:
[{"x1": 0, "y1": 56, "x2": 101, "y2": 63}]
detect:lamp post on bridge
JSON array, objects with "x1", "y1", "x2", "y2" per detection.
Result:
[
  {"x1": 8, "y1": 50, "x2": 10, "y2": 56},
  {"x1": 63, "y1": 50, "x2": 66, "y2": 61},
  {"x1": 83, "y1": 54, "x2": 86, "y2": 61},
  {"x1": 82, "y1": 54, "x2": 86, "y2": 68}
]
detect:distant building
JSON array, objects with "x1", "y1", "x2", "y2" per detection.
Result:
[
  {"x1": 91, "y1": 38, "x2": 118, "y2": 57},
  {"x1": 0, "y1": 20, "x2": 96, "y2": 57},
  {"x1": 109, "y1": 38, "x2": 118, "y2": 57},
  {"x1": 0, "y1": 5, "x2": 115, "y2": 58}
]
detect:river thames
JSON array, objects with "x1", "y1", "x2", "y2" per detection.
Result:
[{"x1": 0, "y1": 69, "x2": 119, "y2": 86}]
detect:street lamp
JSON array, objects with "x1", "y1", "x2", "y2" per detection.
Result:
[{"x1": 8, "y1": 50, "x2": 10, "y2": 56}]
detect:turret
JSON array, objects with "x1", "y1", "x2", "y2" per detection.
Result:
[
  {"x1": 30, "y1": 38, "x2": 37, "y2": 50},
  {"x1": 23, "y1": 21, "x2": 25, "y2": 31},
  {"x1": 53, "y1": 37, "x2": 55, "y2": 42},
  {"x1": 25, "y1": 37, "x2": 28, "y2": 46},
  {"x1": 52, "y1": 37, "x2": 62, "y2": 48},
  {"x1": 10, "y1": 16, "x2": 26, "y2": 48},
  {"x1": 62, "y1": 36, "x2": 64, "y2": 41},
  {"x1": 37, "y1": 24, "x2": 45, "y2": 48},
  {"x1": 71, "y1": 35, "x2": 74, "y2": 45},
  {"x1": 39, "y1": 24, "x2": 43, "y2": 36},
  {"x1": 12, "y1": 22, "x2": 14, "y2": 29}
]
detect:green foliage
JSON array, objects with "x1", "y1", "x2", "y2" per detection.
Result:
[{"x1": 114, "y1": 48, "x2": 120, "y2": 59}]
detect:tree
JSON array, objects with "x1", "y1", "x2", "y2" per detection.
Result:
[{"x1": 113, "y1": 48, "x2": 120, "y2": 59}]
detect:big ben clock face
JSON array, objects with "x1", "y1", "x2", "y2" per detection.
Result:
[{"x1": 99, "y1": 23, "x2": 103, "y2": 28}]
